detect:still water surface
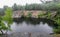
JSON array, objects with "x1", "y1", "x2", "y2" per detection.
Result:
[
  {"x1": 2, "y1": 18, "x2": 55, "y2": 37},
  {"x1": 7, "y1": 21, "x2": 53, "y2": 34}
]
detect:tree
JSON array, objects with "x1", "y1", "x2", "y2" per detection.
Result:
[
  {"x1": 17, "y1": 5, "x2": 25, "y2": 10},
  {"x1": 0, "y1": 7, "x2": 13, "y2": 34},
  {"x1": 0, "y1": 8, "x2": 4, "y2": 16},
  {"x1": 53, "y1": 0, "x2": 60, "y2": 2},
  {"x1": 0, "y1": 16, "x2": 8, "y2": 34},
  {"x1": 3, "y1": 6, "x2": 8, "y2": 11},
  {"x1": 3, "y1": 7, "x2": 13, "y2": 27},
  {"x1": 12, "y1": 3, "x2": 18, "y2": 11}
]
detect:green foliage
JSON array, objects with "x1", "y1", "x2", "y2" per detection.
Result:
[
  {"x1": 0, "y1": 2, "x2": 60, "y2": 12},
  {"x1": 0, "y1": 16, "x2": 8, "y2": 34},
  {"x1": 3, "y1": 7, "x2": 13, "y2": 28},
  {"x1": 46, "y1": 12, "x2": 51, "y2": 19},
  {"x1": 0, "y1": 9, "x2": 4, "y2": 16},
  {"x1": 54, "y1": 17, "x2": 60, "y2": 34},
  {"x1": 0, "y1": 1, "x2": 60, "y2": 34},
  {"x1": 12, "y1": 3, "x2": 25, "y2": 11},
  {"x1": 53, "y1": 10, "x2": 60, "y2": 25},
  {"x1": 12, "y1": 3, "x2": 60, "y2": 11},
  {"x1": 54, "y1": 16, "x2": 60, "y2": 23},
  {"x1": 0, "y1": 21, "x2": 8, "y2": 30},
  {"x1": 0, "y1": 7, "x2": 13, "y2": 34},
  {"x1": 38, "y1": 12, "x2": 45, "y2": 18},
  {"x1": 12, "y1": 3, "x2": 18, "y2": 11},
  {"x1": 53, "y1": 10, "x2": 60, "y2": 34},
  {"x1": 54, "y1": 26, "x2": 60, "y2": 34},
  {"x1": 27, "y1": 12, "x2": 32, "y2": 17}
]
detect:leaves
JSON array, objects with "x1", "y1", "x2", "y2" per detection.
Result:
[
  {"x1": 0, "y1": 7, "x2": 13, "y2": 34},
  {"x1": 3, "y1": 7, "x2": 13, "y2": 26},
  {"x1": 27, "y1": 12, "x2": 32, "y2": 17}
]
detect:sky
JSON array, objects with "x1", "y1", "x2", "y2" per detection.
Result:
[
  {"x1": 0, "y1": 0, "x2": 52, "y2": 8},
  {"x1": 0, "y1": 0, "x2": 41, "y2": 8}
]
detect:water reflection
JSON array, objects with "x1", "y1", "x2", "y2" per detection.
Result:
[
  {"x1": 13, "y1": 17, "x2": 57, "y2": 27},
  {"x1": 7, "y1": 22, "x2": 53, "y2": 34},
  {"x1": 7, "y1": 18, "x2": 58, "y2": 34}
]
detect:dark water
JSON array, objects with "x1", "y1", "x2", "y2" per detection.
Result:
[
  {"x1": 7, "y1": 18, "x2": 56, "y2": 34},
  {"x1": 8, "y1": 22, "x2": 53, "y2": 34},
  {"x1": 1, "y1": 18, "x2": 56, "y2": 37}
]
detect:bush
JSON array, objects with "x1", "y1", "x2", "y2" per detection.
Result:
[{"x1": 0, "y1": 8, "x2": 13, "y2": 34}]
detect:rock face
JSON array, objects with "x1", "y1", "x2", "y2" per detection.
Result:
[
  {"x1": 0, "y1": 32, "x2": 54, "y2": 37},
  {"x1": 12, "y1": 10, "x2": 57, "y2": 18}
]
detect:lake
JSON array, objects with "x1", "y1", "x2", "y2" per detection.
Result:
[
  {"x1": 8, "y1": 22, "x2": 53, "y2": 34},
  {"x1": 3, "y1": 18, "x2": 56, "y2": 37}
]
